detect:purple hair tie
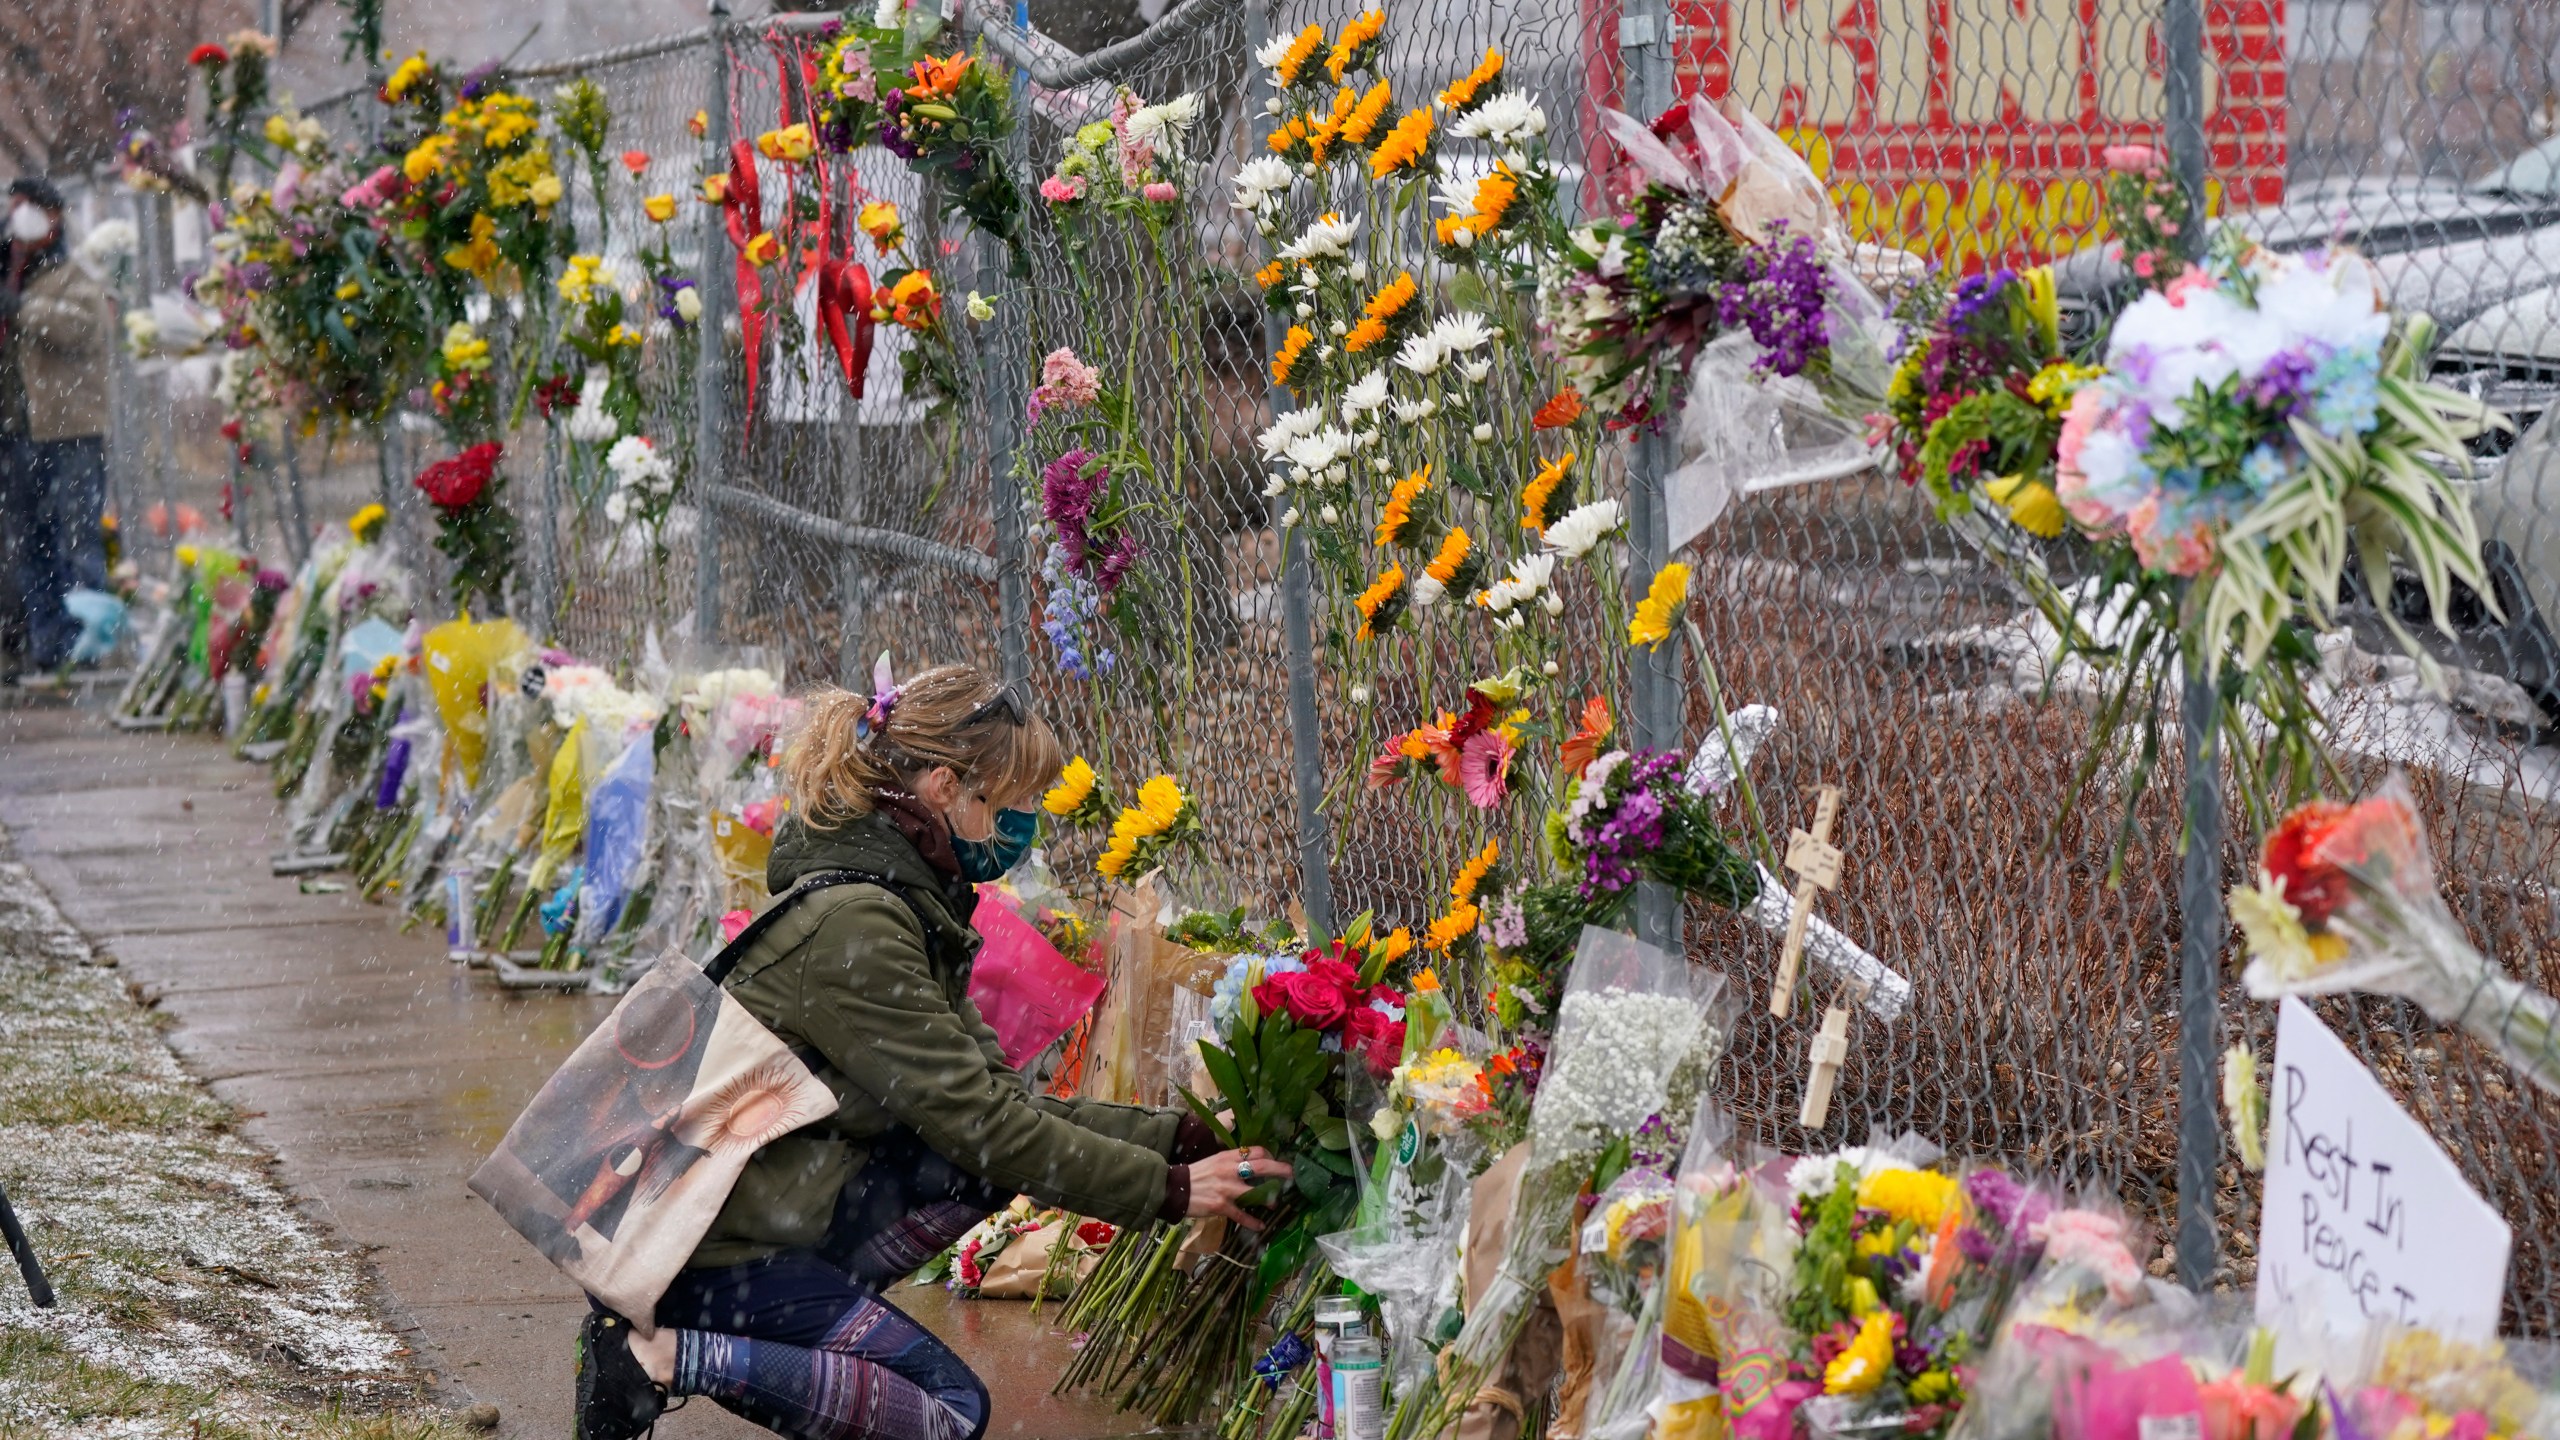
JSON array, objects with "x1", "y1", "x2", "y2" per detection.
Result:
[{"x1": 861, "y1": 652, "x2": 902, "y2": 738}]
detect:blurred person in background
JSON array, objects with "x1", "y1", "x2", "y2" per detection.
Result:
[{"x1": 0, "y1": 176, "x2": 112, "y2": 677}]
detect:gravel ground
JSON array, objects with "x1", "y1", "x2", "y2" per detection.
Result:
[{"x1": 0, "y1": 856, "x2": 483, "y2": 1440}]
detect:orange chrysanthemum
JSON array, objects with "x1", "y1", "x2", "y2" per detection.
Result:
[
  {"x1": 1434, "y1": 163, "x2": 1519, "y2": 247},
  {"x1": 1376, "y1": 465, "x2": 1430, "y2": 547},
  {"x1": 1254, "y1": 258, "x2": 1288, "y2": 291},
  {"x1": 1451, "y1": 838, "x2": 1499, "y2": 901},
  {"x1": 1423, "y1": 527, "x2": 1471, "y2": 585},
  {"x1": 1369, "y1": 106, "x2": 1434, "y2": 178},
  {"x1": 1271, "y1": 325, "x2": 1313, "y2": 385},
  {"x1": 1354, "y1": 564, "x2": 1407, "y2": 641},
  {"x1": 1308, "y1": 86, "x2": 1360, "y2": 163},
  {"x1": 1438, "y1": 48, "x2": 1505, "y2": 111},
  {"x1": 1274, "y1": 23, "x2": 1325, "y2": 87},
  {"x1": 1339, "y1": 79, "x2": 1393, "y2": 148},
  {"x1": 1326, "y1": 9, "x2": 1385, "y2": 83},
  {"x1": 1424, "y1": 901, "x2": 1480, "y2": 953},
  {"x1": 1520, "y1": 451, "x2": 1576, "y2": 533}
]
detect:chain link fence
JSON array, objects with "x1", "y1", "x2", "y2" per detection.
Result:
[{"x1": 69, "y1": 0, "x2": 2560, "y2": 1332}]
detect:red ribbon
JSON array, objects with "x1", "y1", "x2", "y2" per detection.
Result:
[{"x1": 724, "y1": 138, "x2": 765, "y2": 422}]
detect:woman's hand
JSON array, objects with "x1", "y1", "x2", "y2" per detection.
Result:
[{"x1": 1185, "y1": 1147, "x2": 1292, "y2": 1231}]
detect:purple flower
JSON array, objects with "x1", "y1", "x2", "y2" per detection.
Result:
[
  {"x1": 236, "y1": 261, "x2": 273, "y2": 292},
  {"x1": 878, "y1": 91, "x2": 920, "y2": 159},
  {"x1": 1716, "y1": 229, "x2": 1831, "y2": 379},
  {"x1": 458, "y1": 60, "x2": 502, "y2": 100},
  {"x1": 655, "y1": 274, "x2": 698, "y2": 325},
  {"x1": 2248, "y1": 349, "x2": 2315, "y2": 413}
]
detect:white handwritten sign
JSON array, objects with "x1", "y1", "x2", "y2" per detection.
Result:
[{"x1": 2255, "y1": 997, "x2": 2509, "y2": 1341}]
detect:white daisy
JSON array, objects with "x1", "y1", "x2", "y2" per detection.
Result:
[
  {"x1": 1340, "y1": 370, "x2": 1390, "y2": 420},
  {"x1": 1231, "y1": 156, "x2": 1294, "y2": 212},
  {"x1": 1542, "y1": 499, "x2": 1623, "y2": 559},
  {"x1": 1278, "y1": 212, "x2": 1359, "y2": 261},
  {"x1": 1256, "y1": 408, "x2": 1325, "y2": 463},
  {"x1": 1410, "y1": 575, "x2": 1447, "y2": 608},
  {"x1": 1390, "y1": 397, "x2": 1438, "y2": 423},
  {"x1": 1451, "y1": 92, "x2": 1546, "y2": 148},
  {"x1": 1459, "y1": 358, "x2": 1493, "y2": 384},
  {"x1": 1394, "y1": 331, "x2": 1446, "y2": 376},
  {"x1": 1427, "y1": 311, "x2": 1495, "y2": 354},
  {"x1": 1253, "y1": 30, "x2": 1297, "y2": 67},
  {"x1": 1283, "y1": 427, "x2": 1355, "y2": 474}
]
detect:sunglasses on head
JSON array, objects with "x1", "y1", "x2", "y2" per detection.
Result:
[{"x1": 961, "y1": 682, "x2": 1030, "y2": 730}]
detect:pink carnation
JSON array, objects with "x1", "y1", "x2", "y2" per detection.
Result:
[
  {"x1": 1142, "y1": 181, "x2": 1178, "y2": 203},
  {"x1": 1025, "y1": 346, "x2": 1101, "y2": 424},
  {"x1": 720, "y1": 908, "x2": 754, "y2": 943},
  {"x1": 2127, "y1": 497, "x2": 2218, "y2": 577},
  {"x1": 340, "y1": 165, "x2": 403, "y2": 209},
  {"x1": 2032, "y1": 1208, "x2": 2146, "y2": 1302},
  {"x1": 1038, "y1": 173, "x2": 1086, "y2": 205},
  {"x1": 2053, "y1": 386, "x2": 2115, "y2": 530},
  {"x1": 2101, "y1": 144, "x2": 2160, "y2": 172}
]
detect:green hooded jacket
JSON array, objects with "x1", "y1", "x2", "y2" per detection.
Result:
[{"x1": 689, "y1": 806, "x2": 1183, "y2": 1269}]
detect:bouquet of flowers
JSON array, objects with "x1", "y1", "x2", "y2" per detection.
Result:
[
  {"x1": 413, "y1": 442, "x2": 520, "y2": 614},
  {"x1": 1886, "y1": 267, "x2": 2093, "y2": 543},
  {"x1": 1040, "y1": 90, "x2": 1203, "y2": 240},
  {"x1": 2330, "y1": 1327, "x2": 2558, "y2": 1440},
  {"x1": 881, "y1": 48, "x2": 1025, "y2": 268},
  {"x1": 1551, "y1": 747, "x2": 1758, "y2": 908},
  {"x1": 2231, "y1": 779, "x2": 2560, "y2": 1096},
  {"x1": 1387, "y1": 926, "x2": 1728, "y2": 1439},
  {"x1": 1058, "y1": 930, "x2": 1385, "y2": 1425},
  {"x1": 1537, "y1": 100, "x2": 1888, "y2": 427},
  {"x1": 1093, "y1": 773, "x2": 1203, "y2": 882}
]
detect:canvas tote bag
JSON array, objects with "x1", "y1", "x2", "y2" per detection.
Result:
[{"x1": 468, "y1": 870, "x2": 896, "y2": 1329}]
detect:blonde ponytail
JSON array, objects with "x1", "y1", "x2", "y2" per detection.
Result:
[{"x1": 782, "y1": 663, "x2": 1064, "y2": 829}]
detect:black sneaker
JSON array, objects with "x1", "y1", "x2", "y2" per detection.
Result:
[{"x1": 575, "y1": 1311, "x2": 667, "y2": 1440}]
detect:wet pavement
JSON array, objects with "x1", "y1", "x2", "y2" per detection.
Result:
[{"x1": 0, "y1": 697, "x2": 1146, "y2": 1440}]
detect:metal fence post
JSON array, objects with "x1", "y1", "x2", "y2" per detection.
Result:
[
  {"x1": 1621, "y1": 0, "x2": 1682, "y2": 953},
  {"x1": 2175, "y1": 669, "x2": 2224, "y2": 1289},
  {"x1": 1246, "y1": 2, "x2": 1335, "y2": 939},
  {"x1": 2159, "y1": 0, "x2": 2223, "y2": 1293},
  {"x1": 977, "y1": 196, "x2": 1030, "y2": 688},
  {"x1": 691, "y1": 2, "x2": 733, "y2": 646}
]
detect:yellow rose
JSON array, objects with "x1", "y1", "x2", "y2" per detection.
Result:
[
  {"x1": 529, "y1": 172, "x2": 563, "y2": 207},
  {"x1": 700, "y1": 174, "x2": 730, "y2": 205},
  {"x1": 642, "y1": 193, "x2": 678, "y2": 223}
]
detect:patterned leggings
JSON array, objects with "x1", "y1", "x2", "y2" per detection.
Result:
[{"x1": 657, "y1": 1246, "x2": 990, "y2": 1440}]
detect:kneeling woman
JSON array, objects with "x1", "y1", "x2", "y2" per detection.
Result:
[{"x1": 578, "y1": 663, "x2": 1283, "y2": 1440}]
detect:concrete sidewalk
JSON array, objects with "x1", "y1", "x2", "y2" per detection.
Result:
[{"x1": 0, "y1": 698, "x2": 1137, "y2": 1440}]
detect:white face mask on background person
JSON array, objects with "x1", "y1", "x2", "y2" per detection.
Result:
[{"x1": 8, "y1": 204, "x2": 52, "y2": 244}]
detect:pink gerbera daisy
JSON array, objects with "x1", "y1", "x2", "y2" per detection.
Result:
[{"x1": 1459, "y1": 730, "x2": 1514, "y2": 809}]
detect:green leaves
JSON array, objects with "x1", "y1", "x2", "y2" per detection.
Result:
[{"x1": 1916, "y1": 390, "x2": 2053, "y2": 511}]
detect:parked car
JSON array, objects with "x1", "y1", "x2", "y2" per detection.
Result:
[{"x1": 2054, "y1": 138, "x2": 2560, "y2": 347}]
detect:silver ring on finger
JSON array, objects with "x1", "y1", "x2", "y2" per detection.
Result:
[{"x1": 1238, "y1": 1160, "x2": 1256, "y2": 1183}]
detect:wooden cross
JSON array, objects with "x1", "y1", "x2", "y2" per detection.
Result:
[
  {"x1": 1798, "y1": 980, "x2": 1867, "y2": 1130},
  {"x1": 1770, "y1": 785, "x2": 1843, "y2": 1020}
]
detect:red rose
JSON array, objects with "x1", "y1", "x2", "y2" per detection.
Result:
[
  {"x1": 1074, "y1": 1220, "x2": 1116, "y2": 1248},
  {"x1": 2261, "y1": 802, "x2": 2351, "y2": 923},
  {"x1": 189, "y1": 42, "x2": 229, "y2": 66},
  {"x1": 2261, "y1": 795, "x2": 2423, "y2": 925},
  {"x1": 414, "y1": 442, "x2": 503, "y2": 510},
  {"x1": 1254, "y1": 971, "x2": 1349, "y2": 1032},
  {"x1": 1342, "y1": 1005, "x2": 1405, "y2": 1078},
  {"x1": 1300, "y1": 954, "x2": 1361, "y2": 996}
]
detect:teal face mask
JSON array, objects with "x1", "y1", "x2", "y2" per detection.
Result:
[{"x1": 953, "y1": 807, "x2": 1039, "y2": 882}]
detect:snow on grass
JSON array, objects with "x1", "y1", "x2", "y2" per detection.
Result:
[{"x1": 0, "y1": 860, "x2": 477, "y2": 1439}]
